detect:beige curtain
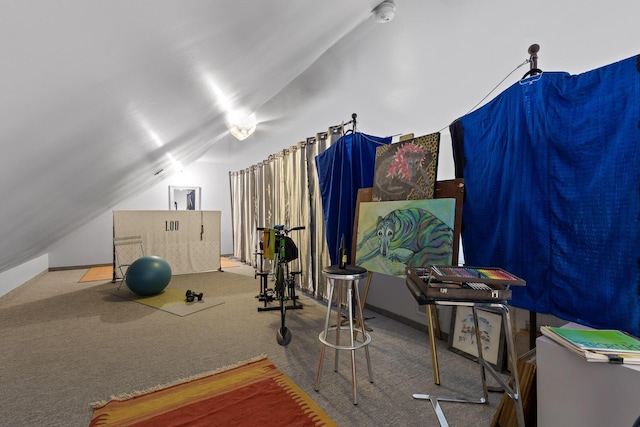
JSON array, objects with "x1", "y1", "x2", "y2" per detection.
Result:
[
  {"x1": 229, "y1": 167, "x2": 255, "y2": 265},
  {"x1": 228, "y1": 125, "x2": 343, "y2": 298}
]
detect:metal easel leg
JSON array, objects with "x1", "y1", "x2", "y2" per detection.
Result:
[
  {"x1": 473, "y1": 303, "x2": 525, "y2": 427},
  {"x1": 414, "y1": 305, "x2": 488, "y2": 426},
  {"x1": 416, "y1": 302, "x2": 520, "y2": 427},
  {"x1": 499, "y1": 304, "x2": 526, "y2": 427},
  {"x1": 426, "y1": 305, "x2": 441, "y2": 385},
  {"x1": 471, "y1": 305, "x2": 491, "y2": 401},
  {"x1": 413, "y1": 391, "x2": 488, "y2": 427}
]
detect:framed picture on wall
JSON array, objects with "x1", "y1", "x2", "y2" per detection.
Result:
[
  {"x1": 447, "y1": 306, "x2": 506, "y2": 372},
  {"x1": 169, "y1": 186, "x2": 201, "y2": 210}
]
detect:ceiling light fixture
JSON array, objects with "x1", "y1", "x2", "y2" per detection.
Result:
[
  {"x1": 373, "y1": 0, "x2": 396, "y2": 23},
  {"x1": 202, "y1": 72, "x2": 258, "y2": 141},
  {"x1": 228, "y1": 111, "x2": 257, "y2": 141}
]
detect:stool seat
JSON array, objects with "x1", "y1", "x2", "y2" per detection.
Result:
[
  {"x1": 315, "y1": 264, "x2": 373, "y2": 405},
  {"x1": 322, "y1": 264, "x2": 367, "y2": 277}
]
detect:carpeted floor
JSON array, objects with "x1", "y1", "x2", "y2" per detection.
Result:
[
  {"x1": 0, "y1": 263, "x2": 507, "y2": 426},
  {"x1": 112, "y1": 287, "x2": 226, "y2": 316}
]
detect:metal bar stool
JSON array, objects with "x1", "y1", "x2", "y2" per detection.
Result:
[{"x1": 315, "y1": 264, "x2": 373, "y2": 405}]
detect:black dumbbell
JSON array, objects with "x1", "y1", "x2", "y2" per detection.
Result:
[{"x1": 185, "y1": 289, "x2": 203, "y2": 302}]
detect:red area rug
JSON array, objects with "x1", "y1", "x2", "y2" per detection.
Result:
[{"x1": 89, "y1": 356, "x2": 335, "y2": 426}]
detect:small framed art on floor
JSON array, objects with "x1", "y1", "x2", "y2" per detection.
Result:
[{"x1": 448, "y1": 305, "x2": 506, "y2": 372}]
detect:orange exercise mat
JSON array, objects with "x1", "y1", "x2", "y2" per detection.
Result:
[
  {"x1": 79, "y1": 266, "x2": 112, "y2": 283},
  {"x1": 220, "y1": 256, "x2": 242, "y2": 268}
]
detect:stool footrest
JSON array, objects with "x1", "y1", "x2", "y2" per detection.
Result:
[{"x1": 319, "y1": 327, "x2": 371, "y2": 351}]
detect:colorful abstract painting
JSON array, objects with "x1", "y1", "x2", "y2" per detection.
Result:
[
  {"x1": 372, "y1": 133, "x2": 440, "y2": 201},
  {"x1": 355, "y1": 198, "x2": 455, "y2": 277}
]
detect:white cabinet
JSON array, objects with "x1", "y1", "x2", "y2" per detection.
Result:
[{"x1": 536, "y1": 323, "x2": 640, "y2": 427}]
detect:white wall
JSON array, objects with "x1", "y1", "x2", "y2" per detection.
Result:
[
  {"x1": 48, "y1": 161, "x2": 233, "y2": 268},
  {"x1": 0, "y1": 254, "x2": 48, "y2": 298}
]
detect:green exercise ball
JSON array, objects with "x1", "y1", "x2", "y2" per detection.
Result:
[{"x1": 125, "y1": 256, "x2": 172, "y2": 296}]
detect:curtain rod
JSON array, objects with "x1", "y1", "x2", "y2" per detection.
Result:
[{"x1": 233, "y1": 122, "x2": 345, "y2": 174}]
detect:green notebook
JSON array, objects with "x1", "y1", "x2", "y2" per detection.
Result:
[{"x1": 545, "y1": 327, "x2": 640, "y2": 354}]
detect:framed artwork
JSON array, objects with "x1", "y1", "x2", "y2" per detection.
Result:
[
  {"x1": 372, "y1": 133, "x2": 440, "y2": 201},
  {"x1": 448, "y1": 306, "x2": 506, "y2": 372},
  {"x1": 354, "y1": 198, "x2": 455, "y2": 277},
  {"x1": 169, "y1": 186, "x2": 201, "y2": 210}
]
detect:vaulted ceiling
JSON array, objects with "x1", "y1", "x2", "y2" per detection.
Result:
[
  {"x1": 1, "y1": 0, "x2": 638, "y2": 274},
  {"x1": 0, "y1": 1, "x2": 382, "y2": 272}
]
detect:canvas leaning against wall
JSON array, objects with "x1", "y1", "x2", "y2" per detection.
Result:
[
  {"x1": 355, "y1": 198, "x2": 455, "y2": 277},
  {"x1": 372, "y1": 133, "x2": 440, "y2": 201}
]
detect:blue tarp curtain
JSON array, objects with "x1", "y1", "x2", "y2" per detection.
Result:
[
  {"x1": 451, "y1": 54, "x2": 640, "y2": 336},
  {"x1": 315, "y1": 131, "x2": 392, "y2": 265}
]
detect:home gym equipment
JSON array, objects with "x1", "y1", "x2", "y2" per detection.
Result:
[
  {"x1": 256, "y1": 225, "x2": 305, "y2": 346},
  {"x1": 185, "y1": 289, "x2": 203, "y2": 302},
  {"x1": 124, "y1": 255, "x2": 172, "y2": 296}
]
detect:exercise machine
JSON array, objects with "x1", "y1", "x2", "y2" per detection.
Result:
[{"x1": 255, "y1": 225, "x2": 305, "y2": 345}]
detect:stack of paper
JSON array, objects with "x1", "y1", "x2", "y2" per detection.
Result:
[{"x1": 540, "y1": 326, "x2": 640, "y2": 364}]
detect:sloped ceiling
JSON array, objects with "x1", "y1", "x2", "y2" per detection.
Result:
[
  {"x1": 1, "y1": 0, "x2": 639, "y2": 274},
  {"x1": 0, "y1": 1, "x2": 380, "y2": 272}
]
